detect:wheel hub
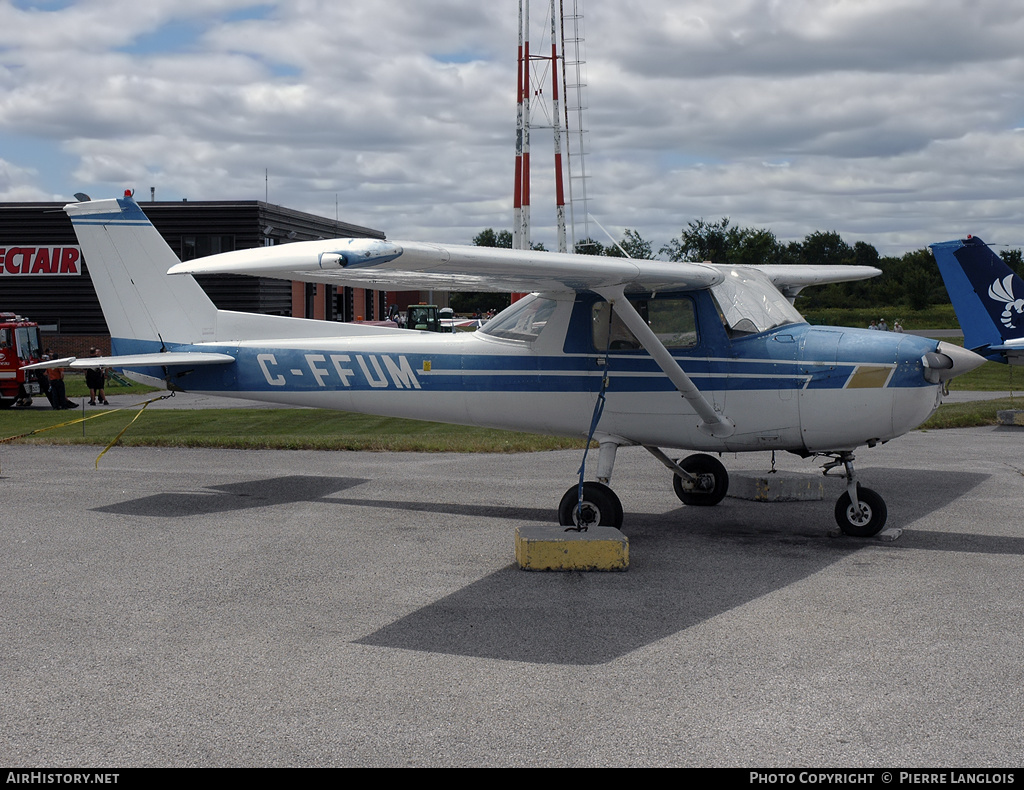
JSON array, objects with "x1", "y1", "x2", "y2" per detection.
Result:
[
  {"x1": 575, "y1": 502, "x2": 599, "y2": 526},
  {"x1": 846, "y1": 502, "x2": 873, "y2": 526}
]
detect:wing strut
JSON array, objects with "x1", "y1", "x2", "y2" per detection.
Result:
[{"x1": 595, "y1": 285, "x2": 735, "y2": 438}]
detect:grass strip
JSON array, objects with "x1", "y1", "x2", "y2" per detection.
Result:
[
  {"x1": 919, "y1": 397, "x2": 1022, "y2": 430},
  {"x1": 2, "y1": 407, "x2": 589, "y2": 453}
]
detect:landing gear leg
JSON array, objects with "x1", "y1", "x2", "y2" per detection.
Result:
[
  {"x1": 645, "y1": 447, "x2": 729, "y2": 506},
  {"x1": 558, "y1": 440, "x2": 624, "y2": 530},
  {"x1": 823, "y1": 452, "x2": 887, "y2": 537}
]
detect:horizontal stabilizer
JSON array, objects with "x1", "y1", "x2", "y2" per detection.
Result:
[
  {"x1": 20, "y1": 357, "x2": 77, "y2": 371},
  {"x1": 22, "y1": 352, "x2": 235, "y2": 370}
]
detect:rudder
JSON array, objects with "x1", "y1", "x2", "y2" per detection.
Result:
[
  {"x1": 65, "y1": 196, "x2": 217, "y2": 346},
  {"x1": 931, "y1": 236, "x2": 1024, "y2": 357}
]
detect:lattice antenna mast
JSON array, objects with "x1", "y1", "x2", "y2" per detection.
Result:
[
  {"x1": 513, "y1": 1, "x2": 530, "y2": 250},
  {"x1": 561, "y1": 0, "x2": 591, "y2": 252},
  {"x1": 513, "y1": 0, "x2": 570, "y2": 252}
]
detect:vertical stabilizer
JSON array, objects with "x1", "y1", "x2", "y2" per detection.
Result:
[
  {"x1": 64, "y1": 196, "x2": 217, "y2": 345},
  {"x1": 931, "y1": 236, "x2": 1024, "y2": 361}
]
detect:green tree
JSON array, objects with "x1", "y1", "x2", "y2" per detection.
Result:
[
  {"x1": 800, "y1": 231, "x2": 853, "y2": 266},
  {"x1": 853, "y1": 241, "x2": 880, "y2": 268},
  {"x1": 603, "y1": 229, "x2": 655, "y2": 259},
  {"x1": 726, "y1": 227, "x2": 782, "y2": 267},
  {"x1": 661, "y1": 217, "x2": 732, "y2": 262},
  {"x1": 1000, "y1": 248, "x2": 1024, "y2": 277},
  {"x1": 451, "y1": 229, "x2": 517, "y2": 314},
  {"x1": 473, "y1": 228, "x2": 513, "y2": 248},
  {"x1": 575, "y1": 238, "x2": 605, "y2": 256},
  {"x1": 661, "y1": 218, "x2": 783, "y2": 265},
  {"x1": 901, "y1": 248, "x2": 945, "y2": 309}
]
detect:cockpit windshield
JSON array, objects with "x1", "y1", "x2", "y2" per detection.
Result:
[
  {"x1": 479, "y1": 294, "x2": 557, "y2": 342},
  {"x1": 709, "y1": 268, "x2": 805, "y2": 336}
]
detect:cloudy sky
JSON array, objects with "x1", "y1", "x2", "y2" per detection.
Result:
[{"x1": 1, "y1": 0, "x2": 1022, "y2": 256}]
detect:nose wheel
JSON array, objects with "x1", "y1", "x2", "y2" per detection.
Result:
[
  {"x1": 834, "y1": 484, "x2": 887, "y2": 537},
  {"x1": 823, "y1": 452, "x2": 888, "y2": 537}
]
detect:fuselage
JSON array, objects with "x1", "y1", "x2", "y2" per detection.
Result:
[{"x1": 114, "y1": 289, "x2": 950, "y2": 455}]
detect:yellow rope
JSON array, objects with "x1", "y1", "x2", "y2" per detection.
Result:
[
  {"x1": 1, "y1": 409, "x2": 110, "y2": 443},
  {"x1": 93, "y1": 396, "x2": 169, "y2": 468},
  {"x1": 1, "y1": 394, "x2": 174, "y2": 468}
]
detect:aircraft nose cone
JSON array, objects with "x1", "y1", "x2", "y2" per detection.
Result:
[{"x1": 921, "y1": 341, "x2": 987, "y2": 383}]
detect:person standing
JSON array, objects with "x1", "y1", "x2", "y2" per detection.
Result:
[
  {"x1": 85, "y1": 348, "x2": 109, "y2": 405},
  {"x1": 46, "y1": 362, "x2": 76, "y2": 409}
]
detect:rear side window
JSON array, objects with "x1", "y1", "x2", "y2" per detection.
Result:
[
  {"x1": 592, "y1": 296, "x2": 698, "y2": 351},
  {"x1": 480, "y1": 295, "x2": 557, "y2": 342}
]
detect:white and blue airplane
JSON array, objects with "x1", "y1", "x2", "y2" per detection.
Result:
[
  {"x1": 48, "y1": 194, "x2": 985, "y2": 536},
  {"x1": 931, "y1": 236, "x2": 1024, "y2": 366}
]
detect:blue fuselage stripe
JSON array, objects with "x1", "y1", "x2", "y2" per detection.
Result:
[{"x1": 110, "y1": 337, "x2": 930, "y2": 395}]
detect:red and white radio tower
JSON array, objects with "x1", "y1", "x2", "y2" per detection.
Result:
[{"x1": 513, "y1": 0, "x2": 589, "y2": 253}]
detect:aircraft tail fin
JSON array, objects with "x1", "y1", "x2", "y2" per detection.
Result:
[
  {"x1": 931, "y1": 236, "x2": 1024, "y2": 362},
  {"x1": 66, "y1": 195, "x2": 406, "y2": 350},
  {"x1": 65, "y1": 195, "x2": 218, "y2": 346}
]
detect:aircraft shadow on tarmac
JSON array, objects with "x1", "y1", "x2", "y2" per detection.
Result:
[
  {"x1": 92, "y1": 475, "x2": 370, "y2": 517},
  {"x1": 87, "y1": 465, "x2": 1020, "y2": 665},
  {"x1": 355, "y1": 466, "x2": 1013, "y2": 665}
]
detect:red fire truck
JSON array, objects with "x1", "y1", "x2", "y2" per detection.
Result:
[{"x1": 0, "y1": 312, "x2": 44, "y2": 408}]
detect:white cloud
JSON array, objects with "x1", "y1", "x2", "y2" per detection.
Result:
[
  {"x1": 1, "y1": 0, "x2": 1023, "y2": 254},
  {"x1": 0, "y1": 157, "x2": 53, "y2": 201}
]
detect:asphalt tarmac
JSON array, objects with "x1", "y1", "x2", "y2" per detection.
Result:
[{"x1": 2, "y1": 427, "x2": 1023, "y2": 767}]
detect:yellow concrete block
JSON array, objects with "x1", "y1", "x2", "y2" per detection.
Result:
[{"x1": 515, "y1": 525, "x2": 628, "y2": 571}]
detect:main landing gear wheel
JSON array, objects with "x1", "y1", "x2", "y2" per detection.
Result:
[
  {"x1": 834, "y1": 484, "x2": 887, "y2": 537},
  {"x1": 558, "y1": 482, "x2": 624, "y2": 529},
  {"x1": 672, "y1": 453, "x2": 729, "y2": 506}
]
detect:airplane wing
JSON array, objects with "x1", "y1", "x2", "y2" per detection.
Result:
[
  {"x1": 749, "y1": 265, "x2": 881, "y2": 300},
  {"x1": 169, "y1": 238, "x2": 725, "y2": 293},
  {"x1": 169, "y1": 238, "x2": 880, "y2": 297}
]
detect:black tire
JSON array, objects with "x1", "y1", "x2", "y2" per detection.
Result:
[
  {"x1": 558, "y1": 482, "x2": 624, "y2": 529},
  {"x1": 672, "y1": 453, "x2": 729, "y2": 506},
  {"x1": 834, "y1": 485, "x2": 887, "y2": 537}
]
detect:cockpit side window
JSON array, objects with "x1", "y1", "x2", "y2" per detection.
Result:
[
  {"x1": 480, "y1": 294, "x2": 557, "y2": 342},
  {"x1": 592, "y1": 295, "x2": 698, "y2": 351}
]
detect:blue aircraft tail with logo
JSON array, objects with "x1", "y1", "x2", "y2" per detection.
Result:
[{"x1": 931, "y1": 236, "x2": 1024, "y2": 365}]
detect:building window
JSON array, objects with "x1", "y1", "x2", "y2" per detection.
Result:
[{"x1": 180, "y1": 235, "x2": 236, "y2": 261}]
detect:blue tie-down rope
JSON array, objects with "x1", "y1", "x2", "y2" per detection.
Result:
[{"x1": 571, "y1": 307, "x2": 614, "y2": 529}]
